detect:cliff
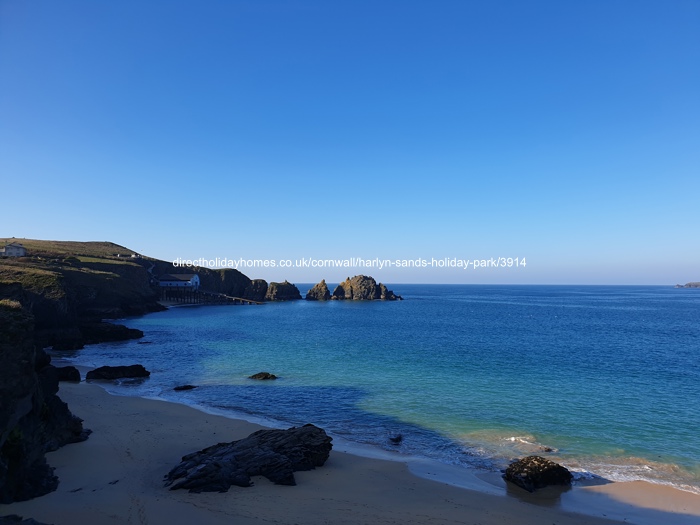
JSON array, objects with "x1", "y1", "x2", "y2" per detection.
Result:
[
  {"x1": 0, "y1": 249, "x2": 161, "y2": 349},
  {"x1": 0, "y1": 300, "x2": 89, "y2": 503},
  {"x1": 331, "y1": 275, "x2": 402, "y2": 301}
]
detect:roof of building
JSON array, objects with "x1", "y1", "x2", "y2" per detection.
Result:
[
  {"x1": 4, "y1": 242, "x2": 25, "y2": 248},
  {"x1": 158, "y1": 274, "x2": 198, "y2": 282}
]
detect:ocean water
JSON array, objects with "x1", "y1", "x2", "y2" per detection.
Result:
[{"x1": 60, "y1": 285, "x2": 700, "y2": 493}]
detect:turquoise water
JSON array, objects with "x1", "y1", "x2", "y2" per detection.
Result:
[{"x1": 62, "y1": 285, "x2": 700, "y2": 492}]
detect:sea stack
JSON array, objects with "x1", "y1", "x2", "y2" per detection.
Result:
[
  {"x1": 331, "y1": 275, "x2": 402, "y2": 301},
  {"x1": 306, "y1": 280, "x2": 331, "y2": 301}
]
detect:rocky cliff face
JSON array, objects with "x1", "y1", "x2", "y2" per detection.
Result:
[
  {"x1": 331, "y1": 275, "x2": 402, "y2": 301},
  {"x1": 0, "y1": 257, "x2": 162, "y2": 350},
  {"x1": 265, "y1": 281, "x2": 302, "y2": 301},
  {"x1": 244, "y1": 279, "x2": 268, "y2": 302},
  {"x1": 0, "y1": 301, "x2": 89, "y2": 503},
  {"x1": 305, "y1": 280, "x2": 331, "y2": 301}
]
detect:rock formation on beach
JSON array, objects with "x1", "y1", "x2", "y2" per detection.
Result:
[
  {"x1": 55, "y1": 366, "x2": 80, "y2": 382},
  {"x1": 503, "y1": 455, "x2": 573, "y2": 492},
  {"x1": 265, "y1": 281, "x2": 302, "y2": 301},
  {"x1": 0, "y1": 301, "x2": 89, "y2": 503},
  {"x1": 85, "y1": 364, "x2": 150, "y2": 381},
  {"x1": 164, "y1": 424, "x2": 333, "y2": 492},
  {"x1": 305, "y1": 279, "x2": 331, "y2": 301},
  {"x1": 331, "y1": 275, "x2": 402, "y2": 301}
]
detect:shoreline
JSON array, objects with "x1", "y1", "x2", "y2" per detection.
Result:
[{"x1": 3, "y1": 383, "x2": 700, "y2": 524}]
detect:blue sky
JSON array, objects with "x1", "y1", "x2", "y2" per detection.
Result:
[{"x1": 1, "y1": 0, "x2": 698, "y2": 284}]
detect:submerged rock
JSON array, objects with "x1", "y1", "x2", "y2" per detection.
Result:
[
  {"x1": 249, "y1": 372, "x2": 277, "y2": 380},
  {"x1": 86, "y1": 364, "x2": 150, "y2": 381},
  {"x1": 503, "y1": 455, "x2": 573, "y2": 492},
  {"x1": 173, "y1": 384, "x2": 197, "y2": 391},
  {"x1": 331, "y1": 275, "x2": 402, "y2": 301},
  {"x1": 305, "y1": 280, "x2": 331, "y2": 301},
  {"x1": 164, "y1": 424, "x2": 333, "y2": 492}
]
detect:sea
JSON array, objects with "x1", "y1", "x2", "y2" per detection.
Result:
[{"x1": 58, "y1": 285, "x2": 700, "y2": 494}]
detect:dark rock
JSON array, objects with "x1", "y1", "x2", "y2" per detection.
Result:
[
  {"x1": 503, "y1": 455, "x2": 573, "y2": 492},
  {"x1": 265, "y1": 281, "x2": 302, "y2": 301},
  {"x1": 388, "y1": 434, "x2": 403, "y2": 445},
  {"x1": 86, "y1": 365, "x2": 150, "y2": 381},
  {"x1": 331, "y1": 275, "x2": 402, "y2": 301},
  {"x1": 55, "y1": 366, "x2": 80, "y2": 383},
  {"x1": 78, "y1": 322, "x2": 143, "y2": 345},
  {"x1": 0, "y1": 515, "x2": 54, "y2": 525},
  {"x1": 249, "y1": 372, "x2": 277, "y2": 380},
  {"x1": 173, "y1": 385, "x2": 197, "y2": 391},
  {"x1": 244, "y1": 279, "x2": 268, "y2": 302},
  {"x1": 164, "y1": 424, "x2": 332, "y2": 492},
  {"x1": 305, "y1": 280, "x2": 331, "y2": 301},
  {"x1": 0, "y1": 302, "x2": 89, "y2": 504}
]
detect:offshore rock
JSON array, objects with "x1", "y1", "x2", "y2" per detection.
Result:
[
  {"x1": 55, "y1": 366, "x2": 80, "y2": 383},
  {"x1": 164, "y1": 424, "x2": 333, "y2": 492},
  {"x1": 0, "y1": 301, "x2": 89, "y2": 504},
  {"x1": 86, "y1": 364, "x2": 150, "y2": 381},
  {"x1": 503, "y1": 455, "x2": 573, "y2": 492},
  {"x1": 305, "y1": 280, "x2": 331, "y2": 301},
  {"x1": 173, "y1": 385, "x2": 197, "y2": 391},
  {"x1": 331, "y1": 275, "x2": 402, "y2": 301},
  {"x1": 249, "y1": 372, "x2": 277, "y2": 380},
  {"x1": 265, "y1": 281, "x2": 302, "y2": 301}
]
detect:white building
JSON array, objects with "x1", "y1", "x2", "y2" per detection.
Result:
[
  {"x1": 0, "y1": 242, "x2": 27, "y2": 257},
  {"x1": 158, "y1": 274, "x2": 200, "y2": 290}
]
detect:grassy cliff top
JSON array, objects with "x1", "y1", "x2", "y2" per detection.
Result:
[{"x1": 0, "y1": 238, "x2": 136, "y2": 259}]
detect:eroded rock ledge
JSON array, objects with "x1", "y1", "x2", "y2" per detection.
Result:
[{"x1": 164, "y1": 424, "x2": 332, "y2": 492}]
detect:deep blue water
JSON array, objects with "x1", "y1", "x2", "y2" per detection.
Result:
[{"x1": 61, "y1": 285, "x2": 700, "y2": 492}]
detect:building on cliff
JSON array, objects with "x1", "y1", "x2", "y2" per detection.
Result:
[
  {"x1": 158, "y1": 273, "x2": 200, "y2": 290},
  {"x1": 0, "y1": 242, "x2": 27, "y2": 257}
]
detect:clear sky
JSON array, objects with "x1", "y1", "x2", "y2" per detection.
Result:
[{"x1": 1, "y1": 0, "x2": 698, "y2": 284}]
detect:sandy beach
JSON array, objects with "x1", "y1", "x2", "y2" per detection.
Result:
[{"x1": 2, "y1": 383, "x2": 700, "y2": 525}]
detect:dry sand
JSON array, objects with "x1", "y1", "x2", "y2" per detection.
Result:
[{"x1": 2, "y1": 383, "x2": 699, "y2": 525}]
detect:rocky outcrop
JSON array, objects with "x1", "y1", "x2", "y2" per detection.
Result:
[
  {"x1": 85, "y1": 365, "x2": 150, "y2": 381},
  {"x1": 305, "y1": 280, "x2": 331, "y2": 301},
  {"x1": 164, "y1": 424, "x2": 332, "y2": 492},
  {"x1": 249, "y1": 372, "x2": 277, "y2": 380},
  {"x1": 55, "y1": 367, "x2": 80, "y2": 383},
  {"x1": 173, "y1": 385, "x2": 197, "y2": 391},
  {"x1": 0, "y1": 301, "x2": 89, "y2": 503},
  {"x1": 676, "y1": 282, "x2": 700, "y2": 288},
  {"x1": 77, "y1": 322, "x2": 143, "y2": 345},
  {"x1": 503, "y1": 455, "x2": 573, "y2": 492},
  {"x1": 331, "y1": 275, "x2": 402, "y2": 301},
  {"x1": 265, "y1": 281, "x2": 302, "y2": 301},
  {"x1": 244, "y1": 279, "x2": 268, "y2": 302},
  {"x1": 0, "y1": 515, "x2": 54, "y2": 525}
]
